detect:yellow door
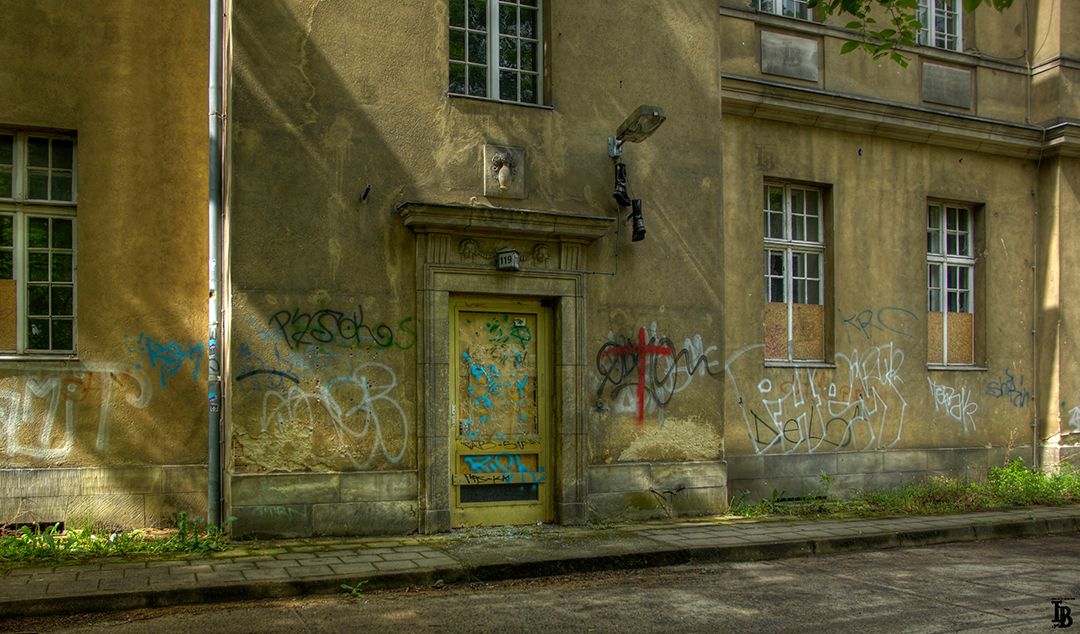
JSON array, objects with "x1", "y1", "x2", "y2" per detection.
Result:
[{"x1": 451, "y1": 297, "x2": 552, "y2": 527}]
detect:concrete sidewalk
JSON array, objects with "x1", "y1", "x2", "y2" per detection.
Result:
[{"x1": 1, "y1": 505, "x2": 1078, "y2": 619}]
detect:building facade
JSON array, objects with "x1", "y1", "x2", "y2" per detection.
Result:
[
  {"x1": 1, "y1": 0, "x2": 1077, "y2": 537},
  {"x1": 0, "y1": 0, "x2": 211, "y2": 528}
]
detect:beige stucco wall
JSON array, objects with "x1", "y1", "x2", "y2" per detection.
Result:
[
  {"x1": 721, "y1": 113, "x2": 1040, "y2": 495},
  {"x1": 1038, "y1": 155, "x2": 1080, "y2": 467},
  {"x1": 227, "y1": 0, "x2": 727, "y2": 533},
  {"x1": 227, "y1": 0, "x2": 1074, "y2": 534},
  {"x1": 0, "y1": 0, "x2": 210, "y2": 526},
  {"x1": 719, "y1": 1, "x2": 1031, "y2": 122}
]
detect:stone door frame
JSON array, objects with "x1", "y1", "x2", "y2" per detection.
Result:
[{"x1": 399, "y1": 201, "x2": 612, "y2": 533}]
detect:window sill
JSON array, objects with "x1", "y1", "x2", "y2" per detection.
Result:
[
  {"x1": 447, "y1": 93, "x2": 555, "y2": 111},
  {"x1": 927, "y1": 364, "x2": 988, "y2": 372},
  {"x1": 0, "y1": 354, "x2": 79, "y2": 365},
  {"x1": 764, "y1": 360, "x2": 836, "y2": 369}
]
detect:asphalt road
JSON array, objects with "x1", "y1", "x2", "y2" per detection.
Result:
[{"x1": 6, "y1": 534, "x2": 1079, "y2": 633}]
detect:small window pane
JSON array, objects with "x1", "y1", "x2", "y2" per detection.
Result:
[
  {"x1": 52, "y1": 287, "x2": 73, "y2": 316},
  {"x1": 27, "y1": 137, "x2": 49, "y2": 167},
  {"x1": 806, "y1": 279, "x2": 820, "y2": 304},
  {"x1": 768, "y1": 251, "x2": 784, "y2": 277},
  {"x1": 28, "y1": 284, "x2": 49, "y2": 314},
  {"x1": 0, "y1": 170, "x2": 11, "y2": 198},
  {"x1": 450, "y1": 29, "x2": 466, "y2": 61},
  {"x1": 793, "y1": 278, "x2": 806, "y2": 303},
  {"x1": 499, "y1": 70, "x2": 518, "y2": 100},
  {"x1": 28, "y1": 171, "x2": 48, "y2": 199},
  {"x1": 467, "y1": 65, "x2": 487, "y2": 96},
  {"x1": 52, "y1": 140, "x2": 73, "y2": 170},
  {"x1": 0, "y1": 135, "x2": 12, "y2": 163},
  {"x1": 791, "y1": 213, "x2": 805, "y2": 242},
  {"x1": 790, "y1": 189, "x2": 805, "y2": 215},
  {"x1": 0, "y1": 252, "x2": 11, "y2": 279},
  {"x1": 499, "y1": 37, "x2": 518, "y2": 69},
  {"x1": 521, "y1": 41, "x2": 536, "y2": 71},
  {"x1": 0, "y1": 216, "x2": 11, "y2": 247},
  {"x1": 806, "y1": 215, "x2": 819, "y2": 242},
  {"x1": 767, "y1": 186, "x2": 783, "y2": 211},
  {"x1": 52, "y1": 174, "x2": 73, "y2": 201},
  {"x1": 519, "y1": 7, "x2": 537, "y2": 38},
  {"x1": 766, "y1": 210, "x2": 783, "y2": 239},
  {"x1": 52, "y1": 254, "x2": 73, "y2": 282},
  {"x1": 520, "y1": 73, "x2": 537, "y2": 103},
  {"x1": 52, "y1": 319, "x2": 73, "y2": 350},
  {"x1": 955, "y1": 266, "x2": 969, "y2": 290},
  {"x1": 929, "y1": 288, "x2": 941, "y2": 312},
  {"x1": 468, "y1": 32, "x2": 487, "y2": 64},
  {"x1": 928, "y1": 205, "x2": 941, "y2": 228},
  {"x1": 449, "y1": 62, "x2": 467, "y2": 94},
  {"x1": 28, "y1": 252, "x2": 49, "y2": 281},
  {"x1": 27, "y1": 319, "x2": 49, "y2": 349},
  {"x1": 468, "y1": 0, "x2": 487, "y2": 30},
  {"x1": 499, "y1": 4, "x2": 517, "y2": 36},
  {"x1": 28, "y1": 218, "x2": 49, "y2": 248},
  {"x1": 791, "y1": 252, "x2": 805, "y2": 277},
  {"x1": 52, "y1": 219, "x2": 72, "y2": 249},
  {"x1": 450, "y1": 0, "x2": 466, "y2": 27}
]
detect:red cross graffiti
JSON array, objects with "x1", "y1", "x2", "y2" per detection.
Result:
[{"x1": 602, "y1": 327, "x2": 672, "y2": 427}]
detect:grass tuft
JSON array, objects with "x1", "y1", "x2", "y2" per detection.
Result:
[
  {"x1": 730, "y1": 459, "x2": 1080, "y2": 519},
  {"x1": 0, "y1": 511, "x2": 232, "y2": 567}
]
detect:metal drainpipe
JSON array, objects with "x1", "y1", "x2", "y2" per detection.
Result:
[{"x1": 207, "y1": 0, "x2": 224, "y2": 527}]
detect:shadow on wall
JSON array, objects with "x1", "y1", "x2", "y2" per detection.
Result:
[{"x1": 227, "y1": 0, "x2": 419, "y2": 474}]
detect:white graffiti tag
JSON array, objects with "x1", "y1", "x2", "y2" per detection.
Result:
[
  {"x1": 259, "y1": 363, "x2": 408, "y2": 468},
  {"x1": 727, "y1": 343, "x2": 908, "y2": 454},
  {"x1": 927, "y1": 377, "x2": 978, "y2": 433},
  {"x1": 0, "y1": 364, "x2": 151, "y2": 459}
]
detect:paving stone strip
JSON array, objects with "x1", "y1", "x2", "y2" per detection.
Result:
[{"x1": 0, "y1": 506, "x2": 1077, "y2": 619}]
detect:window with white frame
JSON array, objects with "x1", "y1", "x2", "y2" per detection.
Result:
[
  {"x1": 757, "y1": 0, "x2": 811, "y2": 20},
  {"x1": 764, "y1": 183, "x2": 826, "y2": 361},
  {"x1": 927, "y1": 203, "x2": 974, "y2": 365},
  {"x1": 0, "y1": 131, "x2": 76, "y2": 354},
  {"x1": 917, "y1": 0, "x2": 961, "y2": 51},
  {"x1": 449, "y1": 0, "x2": 543, "y2": 105}
]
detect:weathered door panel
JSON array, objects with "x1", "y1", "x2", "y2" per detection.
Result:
[{"x1": 451, "y1": 298, "x2": 552, "y2": 527}]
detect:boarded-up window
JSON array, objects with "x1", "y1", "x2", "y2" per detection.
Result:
[
  {"x1": 763, "y1": 183, "x2": 826, "y2": 361},
  {"x1": 927, "y1": 203, "x2": 975, "y2": 365}
]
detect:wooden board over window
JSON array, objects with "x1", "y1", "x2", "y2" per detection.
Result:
[
  {"x1": 0, "y1": 279, "x2": 15, "y2": 350},
  {"x1": 947, "y1": 311, "x2": 974, "y2": 365},
  {"x1": 764, "y1": 302, "x2": 787, "y2": 359},
  {"x1": 927, "y1": 311, "x2": 944, "y2": 364},
  {"x1": 791, "y1": 303, "x2": 824, "y2": 361}
]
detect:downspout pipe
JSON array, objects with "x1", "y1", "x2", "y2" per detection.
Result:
[{"x1": 207, "y1": 0, "x2": 224, "y2": 527}]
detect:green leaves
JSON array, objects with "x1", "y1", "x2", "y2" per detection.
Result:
[{"x1": 822, "y1": 0, "x2": 1013, "y2": 65}]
